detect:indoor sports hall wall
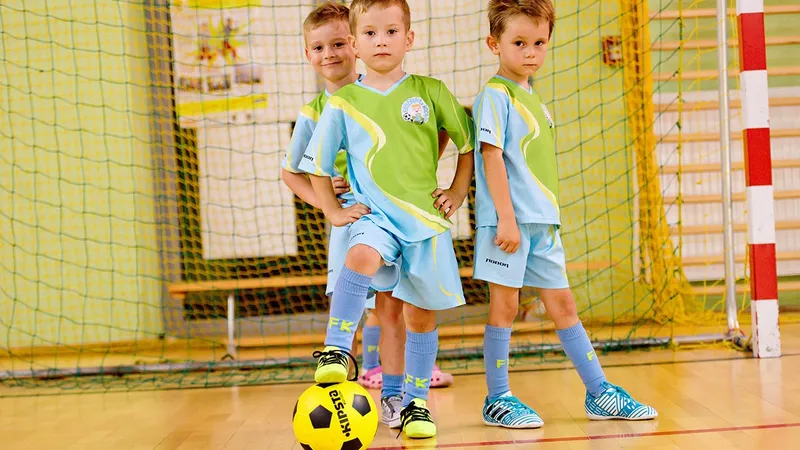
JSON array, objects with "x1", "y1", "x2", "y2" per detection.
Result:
[
  {"x1": 167, "y1": 0, "x2": 643, "y2": 329},
  {"x1": 0, "y1": 0, "x2": 163, "y2": 348},
  {"x1": 2, "y1": 0, "x2": 717, "y2": 356}
]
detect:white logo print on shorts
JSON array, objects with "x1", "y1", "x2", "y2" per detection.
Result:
[{"x1": 401, "y1": 97, "x2": 430, "y2": 124}]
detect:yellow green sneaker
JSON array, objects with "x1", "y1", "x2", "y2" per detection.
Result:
[
  {"x1": 312, "y1": 346, "x2": 354, "y2": 384},
  {"x1": 399, "y1": 398, "x2": 436, "y2": 439}
]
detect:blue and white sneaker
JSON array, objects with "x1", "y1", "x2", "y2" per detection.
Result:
[
  {"x1": 482, "y1": 392, "x2": 544, "y2": 429},
  {"x1": 585, "y1": 382, "x2": 658, "y2": 420}
]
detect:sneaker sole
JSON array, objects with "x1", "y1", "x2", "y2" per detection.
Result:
[
  {"x1": 404, "y1": 429, "x2": 436, "y2": 439},
  {"x1": 382, "y1": 417, "x2": 401, "y2": 429},
  {"x1": 314, "y1": 370, "x2": 347, "y2": 384},
  {"x1": 483, "y1": 418, "x2": 544, "y2": 429},
  {"x1": 586, "y1": 412, "x2": 658, "y2": 421}
]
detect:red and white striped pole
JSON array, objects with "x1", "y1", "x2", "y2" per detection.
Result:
[{"x1": 737, "y1": 0, "x2": 780, "y2": 357}]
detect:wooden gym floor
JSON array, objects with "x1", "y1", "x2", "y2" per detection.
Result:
[{"x1": 2, "y1": 323, "x2": 800, "y2": 449}]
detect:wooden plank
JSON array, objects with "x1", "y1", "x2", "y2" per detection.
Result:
[
  {"x1": 654, "y1": 66, "x2": 800, "y2": 82},
  {"x1": 651, "y1": 5, "x2": 800, "y2": 20},
  {"x1": 653, "y1": 35, "x2": 800, "y2": 51},
  {"x1": 658, "y1": 128, "x2": 800, "y2": 144},
  {"x1": 664, "y1": 189, "x2": 800, "y2": 204},
  {"x1": 656, "y1": 96, "x2": 800, "y2": 113},
  {"x1": 234, "y1": 321, "x2": 559, "y2": 349},
  {"x1": 682, "y1": 251, "x2": 800, "y2": 266},
  {"x1": 661, "y1": 158, "x2": 800, "y2": 175},
  {"x1": 168, "y1": 261, "x2": 618, "y2": 298},
  {"x1": 670, "y1": 220, "x2": 800, "y2": 235},
  {"x1": 695, "y1": 280, "x2": 800, "y2": 296}
]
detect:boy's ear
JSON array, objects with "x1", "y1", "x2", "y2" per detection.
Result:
[
  {"x1": 405, "y1": 29, "x2": 415, "y2": 51},
  {"x1": 486, "y1": 35, "x2": 500, "y2": 55},
  {"x1": 304, "y1": 46, "x2": 311, "y2": 63},
  {"x1": 347, "y1": 34, "x2": 358, "y2": 57}
]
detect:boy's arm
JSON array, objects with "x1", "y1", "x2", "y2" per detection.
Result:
[
  {"x1": 481, "y1": 142, "x2": 519, "y2": 252},
  {"x1": 437, "y1": 129, "x2": 449, "y2": 159},
  {"x1": 298, "y1": 102, "x2": 369, "y2": 226},
  {"x1": 475, "y1": 86, "x2": 519, "y2": 253},
  {"x1": 281, "y1": 111, "x2": 321, "y2": 208},
  {"x1": 431, "y1": 82, "x2": 476, "y2": 219},
  {"x1": 281, "y1": 170, "x2": 319, "y2": 208}
]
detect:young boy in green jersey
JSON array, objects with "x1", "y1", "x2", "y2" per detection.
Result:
[
  {"x1": 472, "y1": 0, "x2": 658, "y2": 428},
  {"x1": 281, "y1": 2, "x2": 454, "y2": 429},
  {"x1": 298, "y1": 0, "x2": 475, "y2": 439}
]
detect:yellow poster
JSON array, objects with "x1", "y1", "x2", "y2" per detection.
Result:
[{"x1": 170, "y1": 0, "x2": 267, "y2": 127}]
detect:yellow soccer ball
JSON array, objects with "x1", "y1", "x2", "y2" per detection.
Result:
[{"x1": 292, "y1": 381, "x2": 379, "y2": 450}]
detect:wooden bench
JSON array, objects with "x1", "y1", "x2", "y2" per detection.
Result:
[{"x1": 167, "y1": 261, "x2": 616, "y2": 358}]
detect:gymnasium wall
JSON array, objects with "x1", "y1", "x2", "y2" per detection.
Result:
[
  {"x1": 176, "y1": 0, "x2": 642, "y2": 320},
  {"x1": 0, "y1": 0, "x2": 163, "y2": 348}
]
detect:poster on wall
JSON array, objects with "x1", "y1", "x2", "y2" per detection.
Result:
[{"x1": 170, "y1": 0, "x2": 268, "y2": 128}]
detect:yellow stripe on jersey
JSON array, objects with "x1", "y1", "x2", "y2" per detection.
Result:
[
  {"x1": 284, "y1": 106, "x2": 320, "y2": 174},
  {"x1": 487, "y1": 82, "x2": 560, "y2": 217},
  {"x1": 329, "y1": 96, "x2": 451, "y2": 233},
  {"x1": 483, "y1": 84, "x2": 506, "y2": 149},
  {"x1": 300, "y1": 105, "x2": 320, "y2": 122},
  {"x1": 446, "y1": 91, "x2": 473, "y2": 154}
]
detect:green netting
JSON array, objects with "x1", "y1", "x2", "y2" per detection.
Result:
[{"x1": 1, "y1": 0, "x2": 763, "y2": 395}]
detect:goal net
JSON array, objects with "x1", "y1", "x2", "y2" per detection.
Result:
[{"x1": 0, "y1": 0, "x2": 746, "y2": 393}]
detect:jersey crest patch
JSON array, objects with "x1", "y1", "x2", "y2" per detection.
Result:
[
  {"x1": 401, "y1": 97, "x2": 430, "y2": 124},
  {"x1": 541, "y1": 104, "x2": 554, "y2": 128}
]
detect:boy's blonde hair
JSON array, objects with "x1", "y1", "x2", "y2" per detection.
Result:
[
  {"x1": 303, "y1": 2, "x2": 350, "y2": 36},
  {"x1": 348, "y1": 0, "x2": 411, "y2": 34},
  {"x1": 488, "y1": 0, "x2": 555, "y2": 39}
]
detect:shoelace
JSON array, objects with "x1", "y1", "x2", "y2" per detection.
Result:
[
  {"x1": 491, "y1": 396, "x2": 532, "y2": 419},
  {"x1": 601, "y1": 384, "x2": 632, "y2": 401},
  {"x1": 382, "y1": 397, "x2": 399, "y2": 415},
  {"x1": 311, "y1": 348, "x2": 359, "y2": 382},
  {"x1": 397, "y1": 402, "x2": 433, "y2": 437}
]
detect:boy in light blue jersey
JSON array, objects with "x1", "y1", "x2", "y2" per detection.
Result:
[
  {"x1": 298, "y1": 0, "x2": 475, "y2": 439},
  {"x1": 472, "y1": 0, "x2": 658, "y2": 429},
  {"x1": 281, "y1": 2, "x2": 446, "y2": 429}
]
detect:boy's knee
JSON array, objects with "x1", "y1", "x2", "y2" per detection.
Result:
[
  {"x1": 345, "y1": 244, "x2": 383, "y2": 275},
  {"x1": 542, "y1": 289, "x2": 578, "y2": 321},
  {"x1": 403, "y1": 304, "x2": 437, "y2": 333},
  {"x1": 376, "y1": 295, "x2": 404, "y2": 327},
  {"x1": 488, "y1": 283, "x2": 520, "y2": 323}
]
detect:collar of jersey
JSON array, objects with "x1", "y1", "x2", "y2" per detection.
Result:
[
  {"x1": 355, "y1": 72, "x2": 411, "y2": 96},
  {"x1": 324, "y1": 74, "x2": 365, "y2": 98},
  {"x1": 492, "y1": 74, "x2": 533, "y2": 95}
]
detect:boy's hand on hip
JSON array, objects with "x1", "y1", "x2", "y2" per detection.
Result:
[
  {"x1": 332, "y1": 176, "x2": 350, "y2": 204},
  {"x1": 328, "y1": 203, "x2": 370, "y2": 227},
  {"x1": 432, "y1": 188, "x2": 466, "y2": 219},
  {"x1": 495, "y1": 218, "x2": 520, "y2": 253}
]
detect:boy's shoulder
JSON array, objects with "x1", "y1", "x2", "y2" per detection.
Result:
[
  {"x1": 404, "y1": 74, "x2": 449, "y2": 97},
  {"x1": 481, "y1": 76, "x2": 517, "y2": 99},
  {"x1": 407, "y1": 73, "x2": 443, "y2": 86},
  {"x1": 300, "y1": 90, "x2": 330, "y2": 121}
]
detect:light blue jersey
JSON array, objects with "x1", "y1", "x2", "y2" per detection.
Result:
[
  {"x1": 283, "y1": 91, "x2": 354, "y2": 206},
  {"x1": 283, "y1": 88, "x2": 378, "y2": 306},
  {"x1": 472, "y1": 75, "x2": 560, "y2": 227},
  {"x1": 298, "y1": 74, "x2": 474, "y2": 243}
]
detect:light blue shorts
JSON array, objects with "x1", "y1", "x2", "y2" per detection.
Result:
[
  {"x1": 473, "y1": 223, "x2": 570, "y2": 290},
  {"x1": 348, "y1": 218, "x2": 466, "y2": 311},
  {"x1": 327, "y1": 224, "x2": 377, "y2": 310}
]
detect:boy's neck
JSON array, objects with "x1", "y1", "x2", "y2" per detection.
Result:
[
  {"x1": 325, "y1": 71, "x2": 360, "y2": 94},
  {"x1": 496, "y1": 67, "x2": 530, "y2": 91},
  {"x1": 359, "y1": 66, "x2": 407, "y2": 92}
]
